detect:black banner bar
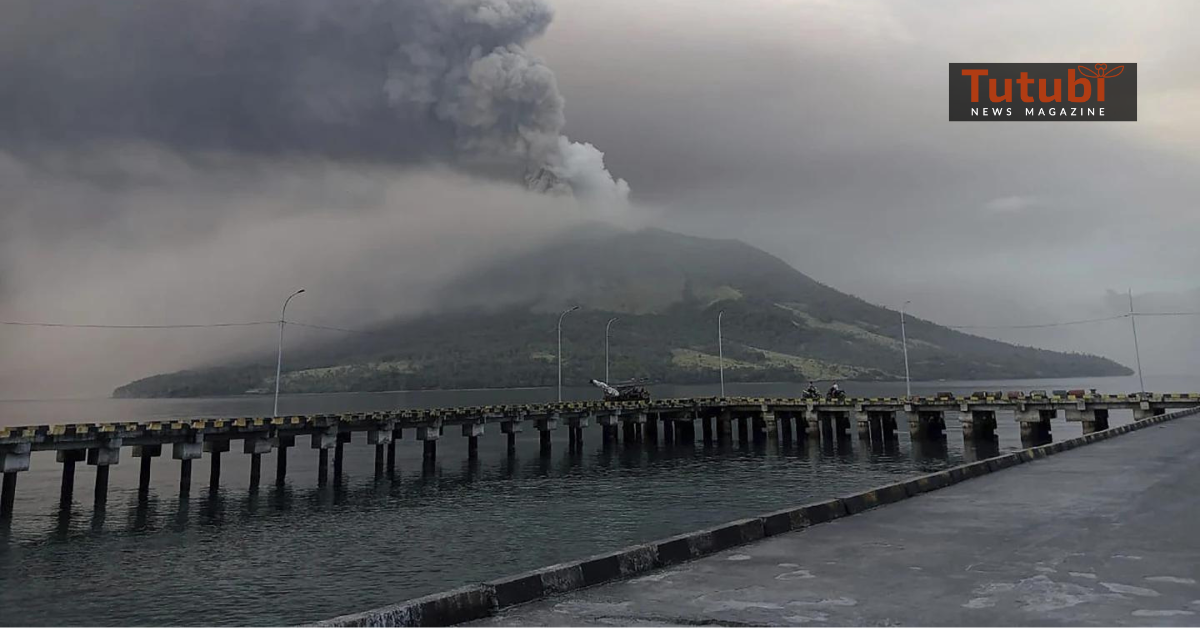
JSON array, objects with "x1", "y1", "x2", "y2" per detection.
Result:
[{"x1": 949, "y1": 63, "x2": 1136, "y2": 122}]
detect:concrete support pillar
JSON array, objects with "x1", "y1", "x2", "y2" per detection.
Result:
[
  {"x1": 133, "y1": 444, "x2": 162, "y2": 493},
  {"x1": 334, "y1": 431, "x2": 350, "y2": 482},
  {"x1": 275, "y1": 434, "x2": 295, "y2": 486},
  {"x1": 1067, "y1": 407, "x2": 1110, "y2": 433},
  {"x1": 568, "y1": 416, "x2": 589, "y2": 453},
  {"x1": 310, "y1": 427, "x2": 336, "y2": 485},
  {"x1": 87, "y1": 438, "x2": 121, "y2": 505},
  {"x1": 761, "y1": 411, "x2": 778, "y2": 443},
  {"x1": 367, "y1": 426, "x2": 395, "y2": 446},
  {"x1": 174, "y1": 434, "x2": 202, "y2": 497},
  {"x1": 630, "y1": 412, "x2": 647, "y2": 444},
  {"x1": 682, "y1": 419, "x2": 698, "y2": 443},
  {"x1": 389, "y1": 426, "x2": 403, "y2": 474},
  {"x1": 644, "y1": 414, "x2": 659, "y2": 444},
  {"x1": 57, "y1": 449, "x2": 85, "y2": 505},
  {"x1": 311, "y1": 428, "x2": 337, "y2": 450},
  {"x1": 961, "y1": 410, "x2": 997, "y2": 441},
  {"x1": 856, "y1": 411, "x2": 872, "y2": 440},
  {"x1": 751, "y1": 414, "x2": 765, "y2": 443},
  {"x1": 1133, "y1": 402, "x2": 1166, "y2": 421},
  {"x1": 905, "y1": 410, "x2": 920, "y2": 438},
  {"x1": 249, "y1": 453, "x2": 262, "y2": 488},
  {"x1": 1016, "y1": 409, "x2": 1053, "y2": 442},
  {"x1": 417, "y1": 425, "x2": 440, "y2": 462},
  {"x1": 242, "y1": 437, "x2": 271, "y2": 489},
  {"x1": 180, "y1": 460, "x2": 194, "y2": 494},
  {"x1": 92, "y1": 466, "x2": 110, "y2": 506},
  {"x1": 737, "y1": 416, "x2": 749, "y2": 443},
  {"x1": 369, "y1": 443, "x2": 383, "y2": 477},
  {"x1": 502, "y1": 419, "x2": 523, "y2": 453},
  {"x1": 834, "y1": 412, "x2": 851, "y2": 440},
  {"x1": 619, "y1": 414, "x2": 643, "y2": 445},
  {"x1": 462, "y1": 423, "x2": 484, "y2": 460},
  {"x1": 1, "y1": 443, "x2": 31, "y2": 517},
  {"x1": 780, "y1": 412, "x2": 794, "y2": 444},
  {"x1": 663, "y1": 417, "x2": 675, "y2": 444},
  {"x1": 537, "y1": 416, "x2": 558, "y2": 455},
  {"x1": 804, "y1": 408, "x2": 821, "y2": 438},
  {"x1": 716, "y1": 410, "x2": 733, "y2": 444},
  {"x1": 909, "y1": 410, "x2": 945, "y2": 440},
  {"x1": 204, "y1": 439, "x2": 230, "y2": 489},
  {"x1": 880, "y1": 411, "x2": 898, "y2": 441},
  {"x1": 0, "y1": 471, "x2": 16, "y2": 519},
  {"x1": 596, "y1": 414, "x2": 616, "y2": 448},
  {"x1": 317, "y1": 449, "x2": 330, "y2": 485},
  {"x1": 1, "y1": 443, "x2": 32, "y2": 473}
]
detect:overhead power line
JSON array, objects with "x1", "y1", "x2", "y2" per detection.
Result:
[
  {"x1": 1136, "y1": 311, "x2": 1200, "y2": 318},
  {"x1": 3, "y1": 311, "x2": 1199, "y2": 333},
  {"x1": 0, "y1": 320, "x2": 276, "y2": 329},
  {"x1": 942, "y1": 314, "x2": 1131, "y2": 330},
  {"x1": 283, "y1": 321, "x2": 382, "y2": 335}
]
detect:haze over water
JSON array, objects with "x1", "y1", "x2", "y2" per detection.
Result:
[{"x1": 0, "y1": 374, "x2": 1193, "y2": 625}]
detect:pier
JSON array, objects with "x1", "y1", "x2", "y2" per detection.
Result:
[
  {"x1": 465, "y1": 408, "x2": 1200, "y2": 627},
  {"x1": 317, "y1": 405, "x2": 1200, "y2": 627},
  {"x1": 1, "y1": 392, "x2": 1196, "y2": 520}
]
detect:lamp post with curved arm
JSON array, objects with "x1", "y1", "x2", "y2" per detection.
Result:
[
  {"x1": 274, "y1": 289, "x2": 305, "y2": 417},
  {"x1": 605, "y1": 317, "x2": 618, "y2": 383},
  {"x1": 558, "y1": 306, "x2": 580, "y2": 402},
  {"x1": 900, "y1": 300, "x2": 912, "y2": 399},
  {"x1": 718, "y1": 310, "x2": 725, "y2": 398}
]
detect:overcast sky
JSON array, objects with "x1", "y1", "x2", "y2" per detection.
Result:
[{"x1": 1, "y1": 0, "x2": 1197, "y2": 398}]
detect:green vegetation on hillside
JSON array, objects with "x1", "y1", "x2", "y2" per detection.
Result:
[{"x1": 114, "y1": 227, "x2": 1130, "y2": 398}]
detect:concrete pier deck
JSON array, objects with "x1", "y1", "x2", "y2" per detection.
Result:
[{"x1": 475, "y1": 416, "x2": 1200, "y2": 626}]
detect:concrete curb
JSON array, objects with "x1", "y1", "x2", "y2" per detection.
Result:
[{"x1": 317, "y1": 405, "x2": 1200, "y2": 627}]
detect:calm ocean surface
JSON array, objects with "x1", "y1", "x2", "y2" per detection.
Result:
[{"x1": 0, "y1": 374, "x2": 1194, "y2": 626}]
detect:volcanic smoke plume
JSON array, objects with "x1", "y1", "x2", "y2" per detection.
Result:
[
  {"x1": 0, "y1": 0, "x2": 629, "y2": 205},
  {"x1": 385, "y1": 0, "x2": 629, "y2": 204}
]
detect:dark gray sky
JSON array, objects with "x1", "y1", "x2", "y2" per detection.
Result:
[
  {"x1": 1, "y1": 0, "x2": 1197, "y2": 398},
  {"x1": 535, "y1": 0, "x2": 1200, "y2": 377}
]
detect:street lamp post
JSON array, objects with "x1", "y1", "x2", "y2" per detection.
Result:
[
  {"x1": 274, "y1": 289, "x2": 306, "y2": 417},
  {"x1": 718, "y1": 310, "x2": 725, "y2": 398},
  {"x1": 558, "y1": 306, "x2": 580, "y2": 402},
  {"x1": 900, "y1": 300, "x2": 912, "y2": 398},
  {"x1": 1128, "y1": 289, "x2": 1145, "y2": 395},
  {"x1": 605, "y1": 317, "x2": 618, "y2": 383}
]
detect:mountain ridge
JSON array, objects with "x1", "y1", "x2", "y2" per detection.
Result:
[{"x1": 113, "y1": 225, "x2": 1130, "y2": 398}]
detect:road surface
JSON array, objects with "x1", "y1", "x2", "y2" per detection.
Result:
[{"x1": 474, "y1": 416, "x2": 1200, "y2": 626}]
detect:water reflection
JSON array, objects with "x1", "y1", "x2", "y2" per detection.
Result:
[
  {"x1": 910, "y1": 437, "x2": 950, "y2": 463},
  {"x1": 3, "y1": 399, "x2": 1148, "y2": 626},
  {"x1": 964, "y1": 437, "x2": 1002, "y2": 462},
  {"x1": 1021, "y1": 432, "x2": 1054, "y2": 448}
]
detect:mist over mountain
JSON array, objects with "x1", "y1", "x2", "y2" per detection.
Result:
[{"x1": 114, "y1": 226, "x2": 1129, "y2": 398}]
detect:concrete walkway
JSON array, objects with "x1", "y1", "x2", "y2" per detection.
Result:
[{"x1": 475, "y1": 417, "x2": 1200, "y2": 626}]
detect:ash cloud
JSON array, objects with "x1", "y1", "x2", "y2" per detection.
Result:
[
  {"x1": 0, "y1": 0, "x2": 628, "y2": 204},
  {"x1": 0, "y1": 149, "x2": 593, "y2": 399},
  {"x1": 0, "y1": 0, "x2": 635, "y2": 400}
]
